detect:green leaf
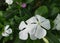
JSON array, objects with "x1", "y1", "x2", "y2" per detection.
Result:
[
  {"x1": 14, "y1": 0, "x2": 22, "y2": 3},
  {"x1": 47, "y1": 31, "x2": 60, "y2": 43},
  {"x1": 46, "y1": 37, "x2": 54, "y2": 43},
  {"x1": 51, "y1": 7, "x2": 59, "y2": 15},
  {"x1": 0, "y1": 11, "x2": 3, "y2": 16},
  {"x1": 48, "y1": 7, "x2": 59, "y2": 20},
  {"x1": 26, "y1": 0, "x2": 33, "y2": 3},
  {"x1": 13, "y1": 37, "x2": 26, "y2": 43},
  {"x1": 0, "y1": 35, "x2": 2, "y2": 40},
  {"x1": 35, "y1": 6, "x2": 48, "y2": 16},
  {"x1": 4, "y1": 9, "x2": 18, "y2": 19}
]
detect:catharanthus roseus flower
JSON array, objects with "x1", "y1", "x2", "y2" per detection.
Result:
[
  {"x1": 5, "y1": 0, "x2": 13, "y2": 5},
  {"x1": 53, "y1": 14, "x2": 60, "y2": 30},
  {"x1": 21, "y1": 3, "x2": 26, "y2": 8},
  {"x1": 19, "y1": 15, "x2": 50, "y2": 40},
  {"x1": 2, "y1": 25, "x2": 12, "y2": 37}
]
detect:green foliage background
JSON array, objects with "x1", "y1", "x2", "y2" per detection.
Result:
[{"x1": 0, "y1": 0, "x2": 60, "y2": 43}]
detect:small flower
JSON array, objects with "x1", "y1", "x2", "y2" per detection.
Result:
[
  {"x1": 53, "y1": 14, "x2": 60, "y2": 30},
  {"x1": 21, "y1": 3, "x2": 26, "y2": 8},
  {"x1": 5, "y1": 0, "x2": 13, "y2": 5},
  {"x1": 2, "y1": 25, "x2": 12, "y2": 37},
  {"x1": 19, "y1": 15, "x2": 50, "y2": 40}
]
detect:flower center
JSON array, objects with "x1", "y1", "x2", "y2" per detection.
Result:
[{"x1": 37, "y1": 21, "x2": 41, "y2": 25}]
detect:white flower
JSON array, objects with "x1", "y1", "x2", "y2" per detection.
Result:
[
  {"x1": 53, "y1": 14, "x2": 60, "y2": 30},
  {"x1": 5, "y1": 0, "x2": 13, "y2": 5},
  {"x1": 19, "y1": 15, "x2": 50, "y2": 40},
  {"x1": 2, "y1": 25, "x2": 12, "y2": 37}
]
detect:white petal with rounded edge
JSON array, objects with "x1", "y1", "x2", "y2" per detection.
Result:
[
  {"x1": 35, "y1": 15, "x2": 46, "y2": 23},
  {"x1": 5, "y1": 0, "x2": 13, "y2": 5},
  {"x1": 35, "y1": 25, "x2": 47, "y2": 39},
  {"x1": 19, "y1": 24, "x2": 37, "y2": 40},
  {"x1": 28, "y1": 24, "x2": 37, "y2": 40},
  {"x1": 30, "y1": 34, "x2": 37, "y2": 40},
  {"x1": 19, "y1": 31, "x2": 28, "y2": 40},
  {"x1": 2, "y1": 32, "x2": 9, "y2": 37},
  {"x1": 6, "y1": 28, "x2": 12, "y2": 34},
  {"x1": 26, "y1": 16, "x2": 37, "y2": 24},
  {"x1": 41, "y1": 19, "x2": 50, "y2": 30},
  {"x1": 19, "y1": 21, "x2": 27, "y2": 30},
  {"x1": 5, "y1": 25, "x2": 9, "y2": 31}
]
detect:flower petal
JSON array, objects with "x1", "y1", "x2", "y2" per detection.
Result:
[
  {"x1": 30, "y1": 34, "x2": 37, "y2": 40},
  {"x1": 53, "y1": 14, "x2": 60, "y2": 30},
  {"x1": 2, "y1": 32, "x2": 9, "y2": 37},
  {"x1": 56, "y1": 14, "x2": 60, "y2": 21},
  {"x1": 5, "y1": 25, "x2": 9, "y2": 31},
  {"x1": 56, "y1": 23, "x2": 60, "y2": 30},
  {"x1": 19, "y1": 21, "x2": 27, "y2": 30},
  {"x1": 41, "y1": 19, "x2": 50, "y2": 30},
  {"x1": 19, "y1": 31, "x2": 28, "y2": 40},
  {"x1": 26, "y1": 16, "x2": 37, "y2": 24},
  {"x1": 23, "y1": 24, "x2": 37, "y2": 34},
  {"x1": 54, "y1": 19, "x2": 59, "y2": 25},
  {"x1": 6, "y1": 28, "x2": 12, "y2": 34},
  {"x1": 35, "y1": 15, "x2": 46, "y2": 23},
  {"x1": 19, "y1": 24, "x2": 37, "y2": 40},
  {"x1": 35, "y1": 25, "x2": 47, "y2": 39},
  {"x1": 28, "y1": 24, "x2": 37, "y2": 40},
  {"x1": 54, "y1": 14, "x2": 60, "y2": 25},
  {"x1": 20, "y1": 24, "x2": 36, "y2": 34},
  {"x1": 5, "y1": 0, "x2": 13, "y2": 5},
  {"x1": 28, "y1": 24, "x2": 37, "y2": 35}
]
